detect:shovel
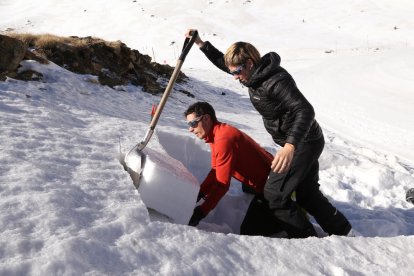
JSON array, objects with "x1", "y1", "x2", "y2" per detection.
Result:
[{"x1": 121, "y1": 31, "x2": 198, "y2": 187}]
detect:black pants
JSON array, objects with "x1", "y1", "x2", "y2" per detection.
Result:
[
  {"x1": 261, "y1": 136, "x2": 351, "y2": 237},
  {"x1": 240, "y1": 194, "x2": 285, "y2": 236},
  {"x1": 240, "y1": 193, "x2": 312, "y2": 237}
]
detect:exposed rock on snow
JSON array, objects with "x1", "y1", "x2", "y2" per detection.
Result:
[
  {"x1": 0, "y1": 34, "x2": 26, "y2": 80},
  {"x1": 1, "y1": 33, "x2": 189, "y2": 94}
]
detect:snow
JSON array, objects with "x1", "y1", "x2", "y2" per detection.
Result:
[
  {"x1": 126, "y1": 146, "x2": 200, "y2": 225},
  {"x1": 1, "y1": 0, "x2": 414, "y2": 275}
]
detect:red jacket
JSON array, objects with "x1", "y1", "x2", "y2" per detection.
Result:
[{"x1": 199, "y1": 122, "x2": 273, "y2": 215}]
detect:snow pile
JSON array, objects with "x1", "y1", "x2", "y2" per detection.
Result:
[{"x1": 131, "y1": 147, "x2": 199, "y2": 225}]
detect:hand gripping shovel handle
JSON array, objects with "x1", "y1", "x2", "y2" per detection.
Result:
[{"x1": 136, "y1": 30, "x2": 198, "y2": 151}]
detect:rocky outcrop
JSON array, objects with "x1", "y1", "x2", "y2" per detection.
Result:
[
  {"x1": 1, "y1": 34, "x2": 189, "y2": 95},
  {"x1": 0, "y1": 35, "x2": 26, "y2": 80}
]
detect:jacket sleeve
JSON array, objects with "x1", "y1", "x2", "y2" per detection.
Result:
[
  {"x1": 199, "y1": 138, "x2": 233, "y2": 215},
  {"x1": 199, "y1": 169, "x2": 216, "y2": 196},
  {"x1": 199, "y1": 182, "x2": 229, "y2": 215},
  {"x1": 269, "y1": 78, "x2": 315, "y2": 147},
  {"x1": 200, "y1": 41, "x2": 231, "y2": 74},
  {"x1": 199, "y1": 169, "x2": 229, "y2": 215}
]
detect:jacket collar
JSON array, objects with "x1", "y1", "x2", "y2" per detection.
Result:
[{"x1": 246, "y1": 52, "x2": 282, "y2": 88}]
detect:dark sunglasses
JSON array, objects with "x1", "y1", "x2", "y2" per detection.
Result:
[
  {"x1": 187, "y1": 115, "x2": 203, "y2": 128},
  {"x1": 230, "y1": 64, "x2": 245, "y2": 75}
]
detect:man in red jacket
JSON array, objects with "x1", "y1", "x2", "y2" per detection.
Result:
[{"x1": 185, "y1": 101, "x2": 316, "y2": 237}]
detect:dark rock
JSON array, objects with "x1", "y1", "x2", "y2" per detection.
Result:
[
  {"x1": 15, "y1": 70, "x2": 43, "y2": 81},
  {"x1": 2, "y1": 34, "x2": 188, "y2": 94},
  {"x1": 0, "y1": 35, "x2": 26, "y2": 79}
]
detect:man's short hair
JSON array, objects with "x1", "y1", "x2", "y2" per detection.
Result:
[{"x1": 184, "y1": 101, "x2": 218, "y2": 123}]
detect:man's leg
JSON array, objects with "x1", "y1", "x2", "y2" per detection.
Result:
[
  {"x1": 240, "y1": 194, "x2": 285, "y2": 236},
  {"x1": 263, "y1": 137, "x2": 333, "y2": 238},
  {"x1": 295, "y1": 162, "x2": 352, "y2": 236},
  {"x1": 264, "y1": 171, "x2": 317, "y2": 238}
]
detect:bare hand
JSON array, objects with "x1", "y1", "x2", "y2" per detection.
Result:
[
  {"x1": 185, "y1": 29, "x2": 204, "y2": 47},
  {"x1": 271, "y1": 143, "x2": 295, "y2": 173}
]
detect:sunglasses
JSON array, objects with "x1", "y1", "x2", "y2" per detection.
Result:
[
  {"x1": 230, "y1": 64, "x2": 245, "y2": 75},
  {"x1": 187, "y1": 115, "x2": 203, "y2": 128}
]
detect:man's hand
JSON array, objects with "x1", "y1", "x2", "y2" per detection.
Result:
[
  {"x1": 185, "y1": 29, "x2": 204, "y2": 47},
  {"x1": 271, "y1": 143, "x2": 295, "y2": 174},
  {"x1": 197, "y1": 191, "x2": 206, "y2": 202},
  {"x1": 188, "y1": 206, "x2": 206, "y2": 226}
]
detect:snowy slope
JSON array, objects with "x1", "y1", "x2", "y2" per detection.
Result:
[{"x1": 1, "y1": 0, "x2": 414, "y2": 275}]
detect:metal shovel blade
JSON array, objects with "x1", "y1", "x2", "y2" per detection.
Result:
[{"x1": 122, "y1": 144, "x2": 146, "y2": 189}]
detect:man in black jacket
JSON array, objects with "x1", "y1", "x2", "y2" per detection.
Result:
[{"x1": 185, "y1": 29, "x2": 353, "y2": 238}]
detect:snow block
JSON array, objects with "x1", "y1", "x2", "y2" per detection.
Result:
[{"x1": 137, "y1": 147, "x2": 200, "y2": 225}]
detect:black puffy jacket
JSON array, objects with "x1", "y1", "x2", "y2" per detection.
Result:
[{"x1": 200, "y1": 41, "x2": 322, "y2": 147}]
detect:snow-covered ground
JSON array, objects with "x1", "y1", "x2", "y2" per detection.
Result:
[{"x1": 1, "y1": 0, "x2": 414, "y2": 275}]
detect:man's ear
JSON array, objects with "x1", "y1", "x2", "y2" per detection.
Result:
[
  {"x1": 203, "y1": 114, "x2": 213, "y2": 131},
  {"x1": 247, "y1": 59, "x2": 254, "y2": 70},
  {"x1": 203, "y1": 114, "x2": 211, "y2": 122}
]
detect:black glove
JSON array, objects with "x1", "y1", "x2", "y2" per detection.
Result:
[
  {"x1": 188, "y1": 206, "x2": 206, "y2": 226},
  {"x1": 406, "y1": 188, "x2": 414, "y2": 204},
  {"x1": 197, "y1": 191, "x2": 206, "y2": 202}
]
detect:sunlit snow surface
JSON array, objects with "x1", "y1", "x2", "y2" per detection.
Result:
[{"x1": 1, "y1": 0, "x2": 414, "y2": 274}]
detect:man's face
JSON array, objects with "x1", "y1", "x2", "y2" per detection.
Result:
[
  {"x1": 186, "y1": 112, "x2": 210, "y2": 140},
  {"x1": 228, "y1": 60, "x2": 252, "y2": 85}
]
